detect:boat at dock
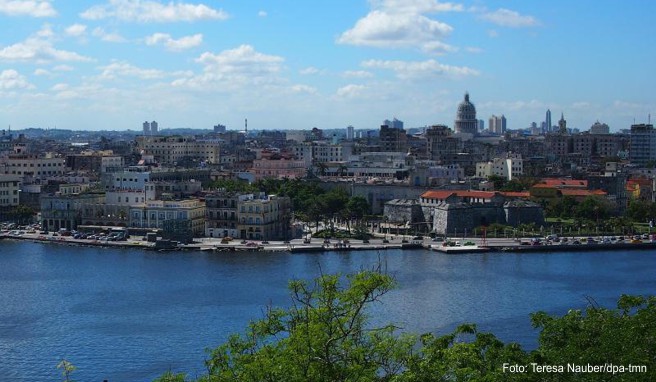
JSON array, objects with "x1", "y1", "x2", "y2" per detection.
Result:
[{"x1": 430, "y1": 241, "x2": 491, "y2": 254}]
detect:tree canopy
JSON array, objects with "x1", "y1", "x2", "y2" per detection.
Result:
[{"x1": 153, "y1": 270, "x2": 656, "y2": 382}]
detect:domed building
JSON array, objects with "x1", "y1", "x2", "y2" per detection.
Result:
[{"x1": 454, "y1": 92, "x2": 478, "y2": 135}]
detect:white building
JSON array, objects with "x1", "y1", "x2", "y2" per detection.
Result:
[
  {"x1": 104, "y1": 170, "x2": 156, "y2": 205},
  {"x1": 313, "y1": 142, "x2": 347, "y2": 163},
  {"x1": 476, "y1": 154, "x2": 523, "y2": 180}
]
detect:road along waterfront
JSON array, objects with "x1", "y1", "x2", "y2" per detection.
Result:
[{"x1": 0, "y1": 240, "x2": 654, "y2": 381}]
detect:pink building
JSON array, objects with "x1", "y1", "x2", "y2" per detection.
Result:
[{"x1": 251, "y1": 157, "x2": 308, "y2": 180}]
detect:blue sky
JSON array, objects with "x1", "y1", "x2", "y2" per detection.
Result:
[{"x1": 0, "y1": 0, "x2": 654, "y2": 132}]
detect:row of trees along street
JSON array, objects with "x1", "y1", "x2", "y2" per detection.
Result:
[{"x1": 207, "y1": 178, "x2": 372, "y2": 238}]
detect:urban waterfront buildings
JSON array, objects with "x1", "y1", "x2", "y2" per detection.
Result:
[{"x1": 3, "y1": 90, "x2": 651, "y2": 240}]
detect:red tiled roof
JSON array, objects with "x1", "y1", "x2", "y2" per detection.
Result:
[
  {"x1": 627, "y1": 178, "x2": 651, "y2": 186},
  {"x1": 537, "y1": 178, "x2": 588, "y2": 188},
  {"x1": 560, "y1": 189, "x2": 607, "y2": 197},
  {"x1": 421, "y1": 191, "x2": 455, "y2": 199},
  {"x1": 500, "y1": 191, "x2": 531, "y2": 198},
  {"x1": 457, "y1": 191, "x2": 496, "y2": 198}
]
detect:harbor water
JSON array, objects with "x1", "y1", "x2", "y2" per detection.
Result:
[{"x1": 0, "y1": 240, "x2": 655, "y2": 381}]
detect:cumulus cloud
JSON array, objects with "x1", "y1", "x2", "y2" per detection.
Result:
[
  {"x1": 80, "y1": 0, "x2": 229, "y2": 23},
  {"x1": 338, "y1": 10, "x2": 454, "y2": 53},
  {"x1": 173, "y1": 45, "x2": 285, "y2": 90},
  {"x1": 145, "y1": 32, "x2": 202, "y2": 51},
  {"x1": 480, "y1": 8, "x2": 539, "y2": 28},
  {"x1": 299, "y1": 66, "x2": 321, "y2": 75},
  {"x1": 33, "y1": 68, "x2": 50, "y2": 76},
  {"x1": 65, "y1": 23, "x2": 87, "y2": 37},
  {"x1": 0, "y1": 34, "x2": 92, "y2": 63},
  {"x1": 291, "y1": 84, "x2": 317, "y2": 94},
  {"x1": 336, "y1": 84, "x2": 365, "y2": 98},
  {"x1": 92, "y1": 27, "x2": 127, "y2": 43},
  {"x1": 370, "y1": 0, "x2": 463, "y2": 14},
  {"x1": 98, "y1": 60, "x2": 169, "y2": 80},
  {"x1": 342, "y1": 70, "x2": 374, "y2": 78},
  {"x1": 0, "y1": 0, "x2": 56, "y2": 17},
  {"x1": 337, "y1": 0, "x2": 461, "y2": 53},
  {"x1": 53, "y1": 64, "x2": 74, "y2": 72},
  {"x1": 0, "y1": 69, "x2": 33, "y2": 90},
  {"x1": 362, "y1": 59, "x2": 479, "y2": 79}
]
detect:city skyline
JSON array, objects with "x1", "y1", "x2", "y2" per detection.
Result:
[{"x1": 0, "y1": 0, "x2": 654, "y2": 132}]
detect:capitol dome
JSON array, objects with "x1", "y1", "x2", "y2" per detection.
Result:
[
  {"x1": 457, "y1": 92, "x2": 476, "y2": 120},
  {"x1": 454, "y1": 92, "x2": 478, "y2": 135}
]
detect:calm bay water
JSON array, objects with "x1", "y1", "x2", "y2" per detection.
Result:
[{"x1": 1, "y1": 240, "x2": 655, "y2": 381}]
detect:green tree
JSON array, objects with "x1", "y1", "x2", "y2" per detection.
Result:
[
  {"x1": 156, "y1": 269, "x2": 656, "y2": 382},
  {"x1": 573, "y1": 196, "x2": 611, "y2": 222},
  {"x1": 530, "y1": 295, "x2": 656, "y2": 381},
  {"x1": 202, "y1": 270, "x2": 414, "y2": 382},
  {"x1": 626, "y1": 199, "x2": 653, "y2": 222},
  {"x1": 57, "y1": 359, "x2": 76, "y2": 382}
]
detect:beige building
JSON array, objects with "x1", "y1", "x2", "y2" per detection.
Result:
[
  {"x1": 0, "y1": 174, "x2": 21, "y2": 208},
  {"x1": 136, "y1": 136, "x2": 220, "y2": 165},
  {"x1": 129, "y1": 199, "x2": 206, "y2": 236},
  {"x1": 237, "y1": 193, "x2": 291, "y2": 240},
  {"x1": 0, "y1": 153, "x2": 66, "y2": 178}
]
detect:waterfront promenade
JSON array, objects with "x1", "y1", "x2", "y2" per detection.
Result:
[{"x1": 3, "y1": 230, "x2": 656, "y2": 254}]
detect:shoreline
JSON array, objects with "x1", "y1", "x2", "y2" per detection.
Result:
[{"x1": 3, "y1": 232, "x2": 656, "y2": 254}]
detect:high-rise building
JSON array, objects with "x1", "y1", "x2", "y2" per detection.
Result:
[
  {"x1": 590, "y1": 121, "x2": 610, "y2": 135},
  {"x1": 454, "y1": 92, "x2": 478, "y2": 135},
  {"x1": 629, "y1": 124, "x2": 656, "y2": 166},
  {"x1": 151, "y1": 121, "x2": 159, "y2": 134},
  {"x1": 545, "y1": 109, "x2": 552, "y2": 132},
  {"x1": 558, "y1": 113, "x2": 567, "y2": 134},
  {"x1": 383, "y1": 118, "x2": 404, "y2": 130},
  {"x1": 489, "y1": 115, "x2": 507, "y2": 135},
  {"x1": 142, "y1": 121, "x2": 150, "y2": 134},
  {"x1": 346, "y1": 125, "x2": 354, "y2": 141},
  {"x1": 379, "y1": 124, "x2": 407, "y2": 152},
  {"x1": 478, "y1": 119, "x2": 485, "y2": 132}
]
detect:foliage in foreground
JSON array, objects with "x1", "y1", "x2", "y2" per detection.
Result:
[{"x1": 152, "y1": 271, "x2": 655, "y2": 382}]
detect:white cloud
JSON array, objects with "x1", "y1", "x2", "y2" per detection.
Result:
[
  {"x1": 81, "y1": 0, "x2": 229, "y2": 23},
  {"x1": 0, "y1": 69, "x2": 33, "y2": 90},
  {"x1": 0, "y1": 35, "x2": 92, "y2": 63},
  {"x1": 145, "y1": 32, "x2": 202, "y2": 51},
  {"x1": 291, "y1": 84, "x2": 317, "y2": 94},
  {"x1": 50, "y1": 82, "x2": 69, "y2": 92},
  {"x1": 342, "y1": 70, "x2": 374, "y2": 78},
  {"x1": 92, "y1": 27, "x2": 127, "y2": 43},
  {"x1": 173, "y1": 45, "x2": 285, "y2": 90},
  {"x1": 98, "y1": 61, "x2": 169, "y2": 80},
  {"x1": 338, "y1": 10, "x2": 454, "y2": 53},
  {"x1": 336, "y1": 84, "x2": 365, "y2": 98},
  {"x1": 370, "y1": 0, "x2": 463, "y2": 14},
  {"x1": 362, "y1": 59, "x2": 479, "y2": 79},
  {"x1": 299, "y1": 66, "x2": 320, "y2": 75},
  {"x1": 0, "y1": 0, "x2": 56, "y2": 17},
  {"x1": 33, "y1": 68, "x2": 50, "y2": 76},
  {"x1": 480, "y1": 9, "x2": 539, "y2": 28},
  {"x1": 53, "y1": 64, "x2": 74, "y2": 72},
  {"x1": 258, "y1": 10, "x2": 267, "y2": 17},
  {"x1": 65, "y1": 23, "x2": 87, "y2": 37},
  {"x1": 337, "y1": 1, "x2": 462, "y2": 53}
]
